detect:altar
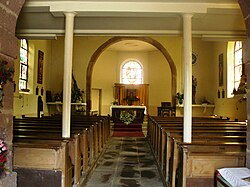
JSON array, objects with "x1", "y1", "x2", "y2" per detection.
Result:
[{"x1": 110, "y1": 105, "x2": 146, "y2": 124}]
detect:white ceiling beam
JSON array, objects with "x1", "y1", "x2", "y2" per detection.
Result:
[
  {"x1": 16, "y1": 29, "x2": 246, "y2": 38},
  {"x1": 23, "y1": 1, "x2": 240, "y2": 16}
]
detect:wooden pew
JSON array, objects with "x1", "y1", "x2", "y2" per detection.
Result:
[
  {"x1": 148, "y1": 116, "x2": 246, "y2": 168},
  {"x1": 13, "y1": 119, "x2": 97, "y2": 169},
  {"x1": 148, "y1": 116, "x2": 240, "y2": 149},
  {"x1": 13, "y1": 115, "x2": 110, "y2": 187},
  {"x1": 174, "y1": 141, "x2": 246, "y2": 187},
  {"x1": 15, "y1": 118, "x2": 101, "y2": 153},
  {"x1": 148, "y1": 116, "x2": 246, "y2": 155},
  {"x1": 153, "y1": 121, "x2": 246, "y2": 163},
  {"x1": 17, "y1": 115, "x2": 110, "y2": 152},
  {"x1": 147, "y1": 116, "x2": 247, "y2": 187},
  {"x1": 13, "y1": 137, "x2": 78, "y2": 187},
  {"x1": 15, "y1": 116, "x2": 109, "y2": 151},
  {"x1": 147, "y1": 116, "x2": 230, "y2": 138}
]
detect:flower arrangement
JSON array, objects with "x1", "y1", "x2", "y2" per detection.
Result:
[
  {"x1": 0, "y1": 61, "x2": 14, "y2": 86},
  {"x1": 0, "y1": 139, "x2": 7, "y2": 176},
  {"x1": 120, "y1": 110, "x2": 136, "y2": 124}
]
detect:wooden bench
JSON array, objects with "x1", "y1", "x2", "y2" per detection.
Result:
[
  {"x1": 166, "y1": 133, "x2": 246, "y2": 186},
  {"x1": 15, "y1": 116, "x2": 110, "y2": 153},
  {"x1": 13, "y1": 126, "x2": 87, "y2": 186},
  {"x1": 14, "y1": 117, "x2": 107, "y2": 165},
  {"x1": 147, "y1": 116, "x2": 247, "y2": 187},
  {"x1": 151, "y1": 120, "x2": 246, "y2": 161},
  {"x1": 13, "y1": 136, "x2": 79, "y2": 187},
  {"x1": 13, "y1": 120, "x2": 99, "y2": 159},
  {"x1": 147, "y1": 116, "x2": 229, "y2": 145},
  {"x1": 15, "y1": 115, "x2": 111, "y2": 152},
  {"x1": 13, "y1": 115, "x2": 110, "y2": 187}
]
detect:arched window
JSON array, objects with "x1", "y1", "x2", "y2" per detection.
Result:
[
  {"x1": 121, "y1": 60, "x2": 143, "y2": 84},
  {"x1": 19, "y1": 39, "x2": 28, "y2": 90},
  {"x1": 227, "y1": 41, "x2": 243, "y2": 98},
  {"x1": 234, "y1": 41, "x2": 243, "y2": 90}
]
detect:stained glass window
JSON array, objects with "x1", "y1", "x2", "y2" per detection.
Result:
[
  {"x1": 19, "y1": 39, "x2": 28, "y2": 90},
  {"x1": 234, "y1": 41, "x2": 242, "y2": 90},
  {"x1": 121, "y1": 60, "x2": 142, "y2": 84}
]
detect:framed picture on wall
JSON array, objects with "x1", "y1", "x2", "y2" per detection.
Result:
[
  {"x1": 219, "y1": 53, "x2": 223, "y2": 87},
  {"x1": 37, "y1": 50, "x2": 44, "y2": 84}
]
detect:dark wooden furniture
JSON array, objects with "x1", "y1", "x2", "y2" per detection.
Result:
[
  {"x1": 113, "y1": 83, "x2": 149, "y2": 110},
  {"x1": 157, "y1": 106, "x2": 176, "y2": 117},
  {"x1": 147, "y1": 116, "x2": 247, "y2": 187},
  {"x1": 13, "y1": 115, "x2": 110, "y2": 187}
]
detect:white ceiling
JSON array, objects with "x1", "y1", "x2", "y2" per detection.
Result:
[
  {"x1": 21, "y1": 0, "x2": 239, "y2": 3},
  {"x1": 107, "y1": 40, "x2": 157, "y2": 51},
  {"x1": 16, "y1": 0, "x2": 246, "y2": 51}
]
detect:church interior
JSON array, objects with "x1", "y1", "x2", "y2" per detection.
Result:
[{"x1": 0, "y1": 0, "x2": 250, "y2": 186}]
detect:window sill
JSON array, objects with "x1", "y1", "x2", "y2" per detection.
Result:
[{"x1": 19, "y1": 89, "x2": 30, "y2": 94}]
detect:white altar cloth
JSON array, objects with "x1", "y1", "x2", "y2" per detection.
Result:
[{"x1": 110, "y1": 105, "x2": 147, "y2": 115}]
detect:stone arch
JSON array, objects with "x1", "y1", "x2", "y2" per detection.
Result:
[{"x1": 86, "y1": 36, "x2": 177, "y2": 113}]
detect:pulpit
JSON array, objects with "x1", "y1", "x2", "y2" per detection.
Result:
[{"x1": 110, "y1": 105, "x2": 146, "y2": 124}]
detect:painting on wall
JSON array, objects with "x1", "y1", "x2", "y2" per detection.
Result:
[
  {"x1": 219, "y1": 53, "x2": 223, "y2": 87},
  {"x1": 37, "y1": 50, "x2": 44, "y2": 84}
]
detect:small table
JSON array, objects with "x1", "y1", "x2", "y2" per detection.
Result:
[
  {"x1": 47, "y1": 102, "x2": 87, "y2": 115},
  {"x1": 176, "y1": 104, "x2": 215, "y2": 116}
]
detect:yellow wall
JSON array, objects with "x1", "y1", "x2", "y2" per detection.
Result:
[
  {"x1": 92, "y1": 50, "x2": 117, "y2": 114},
  {"x1": 148, "y1": 50, "x2": 171, "y2": 115},
  {"x1": 13, "y1": 36, "x2": 247, "y2": 120},
  {"x1": 192, "y1": 38, "x2": 216, "y2": 104},
  {"x1": 13, "y1": 40, "x2": 52, "y2": 117},
  {"x1": 213, "y1": 42, "x2": 247, "y2": 121}
]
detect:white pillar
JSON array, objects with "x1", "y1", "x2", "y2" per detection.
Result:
[
  {"x1": 182, "y1": 13, "x2": 193, "y2": 143},
  {"x1": 62, "y1": 11, "x2": 76, "y2": 138}
]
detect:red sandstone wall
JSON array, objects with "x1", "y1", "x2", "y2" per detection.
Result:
[
  {"x1": 238, "y1": 0, "x2": 250, "y2": 167},
  {"x1": 0, "y1": 0, "x2": 25, "y2": 185}
]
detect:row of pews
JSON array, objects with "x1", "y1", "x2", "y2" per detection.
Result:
[
  {"x1": 147, "y1": 116, "x2": 247, "y2": 187},
  {"x1": 13, "y1": 115, "x2": 110, "y2": 187}
]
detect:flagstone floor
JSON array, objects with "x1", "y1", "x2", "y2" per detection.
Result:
[{"x1": 83, "y1": 137, "x2": 164, "y2": 187}]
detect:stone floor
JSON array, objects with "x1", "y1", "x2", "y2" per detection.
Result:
[{"x1": 83, "y1": 137, "x2": 164, "y2": 187}]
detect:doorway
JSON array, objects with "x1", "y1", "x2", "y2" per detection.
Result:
[{"x1": 91, "y1": 88, "x2": 102, "y2": 115}]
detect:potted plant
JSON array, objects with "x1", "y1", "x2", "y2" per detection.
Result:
[{"x1": 176, "y1": 92, "x2": 184, "y2": 105}]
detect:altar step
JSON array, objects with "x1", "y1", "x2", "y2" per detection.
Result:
[
  {"x1": 111, "y1": 122, "x2": 147, "y2": 136},
  {"x1": 114, "y1": 128, "x2": 142, "y2": 131}
]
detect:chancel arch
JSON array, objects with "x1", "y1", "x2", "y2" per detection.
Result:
[{"x1": 86, "y1": 36, "x2": 177, "y2": 114}]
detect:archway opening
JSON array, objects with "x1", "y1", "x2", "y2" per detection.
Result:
[{"x1": 86, "y1": 36, "x2": 177, "y2": 114}]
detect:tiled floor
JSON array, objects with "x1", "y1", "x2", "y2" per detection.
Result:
[{"x1": 83, "y1": 137, "x2": 164, "y2": 187}]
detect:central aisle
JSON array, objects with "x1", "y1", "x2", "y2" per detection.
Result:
[{"x1": 83, "y1": 137, "x2": 164, "y2": 187}]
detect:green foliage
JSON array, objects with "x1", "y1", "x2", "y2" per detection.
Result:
[
  {"x1": 176, "y1": 92, "x2": 184, "y2": 104},
  {"x1": 120, "y1": 111, "x2": 136, "y2": 124}
]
